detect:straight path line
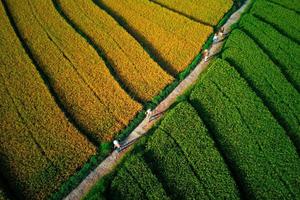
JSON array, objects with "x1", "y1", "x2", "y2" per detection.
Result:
[{"x1": 64, "y1": 1, "x2": 251, "y2": 199}]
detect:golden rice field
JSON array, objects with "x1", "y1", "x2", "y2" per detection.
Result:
[{"x1": 0, "y1": 0, "x2": 233, "y2": 199}]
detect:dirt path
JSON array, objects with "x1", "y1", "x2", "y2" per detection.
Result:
[{"x1": 64, "y1": 1, "x2": 251, "y2": 199}]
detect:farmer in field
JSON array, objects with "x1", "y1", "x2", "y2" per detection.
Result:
[
  {"x1": 113, "y1": 139, "x2": 121, "y2": 152},
  {"x1": 203, "y1": 49, "x2": 209, "y2": 62}
]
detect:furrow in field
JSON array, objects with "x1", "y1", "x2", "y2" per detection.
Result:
[
  {"x1": 5, "y1": 0, "x2": 142, "y2": 142},
  {"x1": 159, "y1": 102, "x2": 240, "y2": 199},
  {"x1": 250, "y1": 0, "x2": 300, "y2": 44},
  {"x1": 222, "y1": 29, "x2": 300, "y2": 152},
  {"x1": 149, "y1": 0, "x2": 233, "y2": 26},
  {"x1": 0, "y1": 2, "x2": 96, "y2": 199},
  {"x1": 239, "y1": 14, "x2": 300, "y2": 92},
  {"x1": 56, "y1": 0, "x2": 174, "y2": 102},
  {"x1": 190, "y1": 59, "x2": 300, "y2": 199},
  {"x1": 95, "y1": 0, "x2": 213, "y2": 74}
]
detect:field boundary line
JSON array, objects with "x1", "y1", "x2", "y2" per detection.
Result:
[
  {"x1": 52, "y1": 0, "x2": 144, "y2": 104},
  {"x1": 64, "y1": 1, "x2": 251, "y2": 199},
  {"x1": 148, "y1": 0, "x2": 213, "y2": 27},
  {"x1": 93, "y1": 0, "x2": 177, "y2": 76},
  {"x1": 240, "y1": 23, "x2": 300, "y2": 93},
  {"x1": 1, "y1": 0, "x2": 100, "y2": 147}
]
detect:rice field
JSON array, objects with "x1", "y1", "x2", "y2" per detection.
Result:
[{"x1": 0, "y1": 0, "x2": 232, "y2": 199}]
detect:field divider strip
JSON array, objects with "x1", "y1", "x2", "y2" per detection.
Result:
[
  {"x1": 251, "y1": 13, "x2": 300, "y2": 45},
  {"x1": 52, "y1": 0, "x2": 144, "y2": 104},
  {"x1": 265, "y1": 0, "x2": 300, "y2": 15},
  {"x1": 224, "y1": 57, "x2": 300, "y2": 155},
  {"x1": 1, "y1": 0, "x2": 100, "y2": 148},
  {"x1": 240, "y1": 26, "x2": 300, "y2": 93},
  {"x1": 148, "y1": 0, "x2": 213, "y2": 27},
  {"x1": 188, "y1": 99, "x2": 249, "y2": 199},
  {"x1": 63, "y1": 1, "x2": 252, "y2": 199},
  {"x1": 93, "y1": 0, "x2": 177, "y2": 77},
  {"x1": 0, "y1": 75, "x2": 59, "y2": 172},
  {"x1": 160, "y1": 128, "x2": 212, "y2": 199}
]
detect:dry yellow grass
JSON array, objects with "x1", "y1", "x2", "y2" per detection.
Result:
[
  {"x1": 0, "y1": 2, "x2": 96, "y2": 199},
  {"x1": 58, "y1": 0, "x2": 174, "y2": 102},
  {"x1": 152, "y1": 0, "x2": 233, "y2": 26},
  {"x1": 98, "y1": 0, "x2": 213, "y2": 74},
  {"x1": 6, "y1": 0, "x2": 142, "y2": 142}
]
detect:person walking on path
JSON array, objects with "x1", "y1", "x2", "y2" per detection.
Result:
[
  {"x1": 113, "y1": 140, "x2": 121, "y2": 153},
  {"x1": 203, "y1": 49, "x2": 210, "y2": 62},
  {"x1": 145, "y1": 108, "x2": 152, "y2": 122},
  {"x1": 213, "y1": 32, "x2": 219, "y2": 43},
  {"x1": 219, "y1": 27, "x2": 226, "y2": 38}
]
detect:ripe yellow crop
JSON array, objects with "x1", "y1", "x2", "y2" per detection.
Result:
[
  {"x1": 99, "y1": 0, "x2": 213, "y2": 74},
  {"x1": 6, "y1": 0, "x2": 142, "y2": 142},
  {"x1": 58, "y1": 0, "x2": 174, "y2": 102},
  {"x1": 151, "y1": 0, "x2": 233, "y2": 26},
  {"x1": 0, "y1": 2, "x2": 96, "y2": 199}
]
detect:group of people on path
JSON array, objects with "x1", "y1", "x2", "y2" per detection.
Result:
[
  {"x1": 113, "y1": 108, "x2": 161, "y2": 153},
  {"x1": 203, "y1": 27, "x2": 226, "y2": 62},
  {"x1": 113, "y1": 27, "x2": 227, "y2": 154}
]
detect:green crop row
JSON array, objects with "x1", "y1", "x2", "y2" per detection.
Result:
[
  {"x1": 159, "y1": 102, "x2": 240, "y2": 199},
  {"x1": 222, "y1": 29, "x2": 300, "y2": 152},
  {"x1": 239, "y1": 14, "x2": 300, "y2": 91},
  {"x1": 0, "y1": 2, "x2": 96, "y2": 199},
  {"x1": 145, "y1": 129, "x2": 207, "y2": 199},
  {"x1": 109, "y1": 165, "x2": 145, "y2": 200},
  {"x1": 56, "y1": 0, "x2": 173, "y2": 102},
  {"x1": 267, "y1": 0, "x2": 300, "y2": 13},
  {"x1": 5, "y1": 0, "x2": 141, "y2": 142},
  {"x1": 250, "y1": 0, "x2": 300, "y2": 43},
  {"x1": 109, "y1": 154, "x2": 169, "y2": 200},
  {"x1": 190, "y1": 59, "x2": 300, "y2": 199},
  {"x1": 95, "y1": 0, "x2": 213, "y2": 74}
]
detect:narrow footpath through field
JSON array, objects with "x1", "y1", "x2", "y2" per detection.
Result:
[{"x1": 64, "y1": 1, "x2": 251, "y2": 199}]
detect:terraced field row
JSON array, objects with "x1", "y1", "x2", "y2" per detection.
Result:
[
  {"x1": 86, "y1": 59, "x2": 300, "y2": 199},
  {"x1": 96, "y1": 0, "x2": 214, "y2": 74},
  {"x1": 150, "y1": 0, "x2": 233, "y2": 25},
  {"x1": 0, "y1": 2, "x2": 96, "y2": 199},
  {"x1": 0, "y1": 0, "x2": 234, "y2": 199},
  {"x1": 85, "y1": 1, "x2": 300, "y2": 199},
  {"x1": 55, "y1": 0, "x2": 173, "y2": 102}
]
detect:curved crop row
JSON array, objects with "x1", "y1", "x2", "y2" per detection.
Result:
[
  {"x1": 96, "y1": 0, "x2": 213, "y2": 74},
  {"x1": 250, "y1": 0, "x2": 300, "y2": 43},
  {"x1": 0, "y1": 2, "x2": 96, "y2": 199},
  {"x1": 5, "y1": 0, "x2": 141, "y2": 142},
  {"x1": 57, "y1": 0, "x2": 173, "y2": 102},
  {"x1": 150, "y1": 0, "x2": 233, "y2": 26},
  {"x1": 145, "y1": 129, "x2": 207, "y2": 199},
  {"x1": 239, "y1": 14, "x2": 300, "y2": 92},
  {"x1": 190, "y1": 59, "x2": 300, "y2": 199},
  {"x1": 159, "y1": 102, "x2": 240, "y2": 199},
  {"x1": 109, "y1": 155, "x2": 169, "y2": 200},
  {"x1": 109, "y1": 163, "x2": 145, "y2": 200},
  {"x1": 222, "y1": 29, "x2": 300, "y2": 152},
  {"x1": 267, "y1": 0, "x2": 300, "y2": 13}
]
